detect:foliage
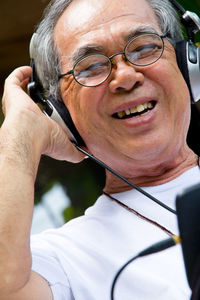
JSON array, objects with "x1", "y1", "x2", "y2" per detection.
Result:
[
  {"x1": 35, "y1": 155, "x2": 105, "y2": 221},
  {"x1": 177, "y1": 0, "x2": 200, "y2": 42}
]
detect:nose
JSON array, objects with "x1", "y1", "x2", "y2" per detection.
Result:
[{"x1": 108, "y1": 56, "x2": 144, "y2": 93}]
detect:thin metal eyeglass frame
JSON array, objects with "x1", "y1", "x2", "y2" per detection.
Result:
[{"x1": 58, "y1": 32, "x2": 166, "y2": 87}]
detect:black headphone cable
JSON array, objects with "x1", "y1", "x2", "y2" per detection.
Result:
[{"x1": 75, "y1": 144, "x2": 176, "y2": 215}]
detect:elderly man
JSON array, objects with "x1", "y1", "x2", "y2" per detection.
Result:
[{"x1": 1, "y1": 0, "x2": 199, "y2": 299}]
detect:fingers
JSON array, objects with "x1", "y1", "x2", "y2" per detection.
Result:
[
  {"x1": 5, "y1": 66, "x2": 32, "y2": 88},
  {"x1": 2, "y1": 66, "x2": 39, "y2": 117},
  {"x1": 2, "y1": 66, "x2": 86, "y2": 164},
  {"x1": 44, "y1": 118, "x2": 86, "y2": 163}
]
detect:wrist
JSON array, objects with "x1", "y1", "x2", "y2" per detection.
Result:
[{"x1": 0, "y1": 119, "x2": 44, "y2": 180}]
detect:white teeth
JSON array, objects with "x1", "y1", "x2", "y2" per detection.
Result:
[
  {"x1": 147, "y1": 102, "x2": 153, "y2": 109},
  {"x1": 130, "y1": 107, "x2": 137, "y2": 114},
  {"x1": 125, "y1": 109, "x2": 131, "y2": 115},
  {"x1": 116, "y1": 101, "x2": 154, "y2": 119},
  {"x1": 143, "y1": 102, "x2": 148, "y2": 109},
  {"x1": 136, "y1": 104, "x2": 145, "y2": 113}
]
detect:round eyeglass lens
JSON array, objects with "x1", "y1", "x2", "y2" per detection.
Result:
[
  {"x1": 125, "y1": 33, "x2": 164, "y2": 66},
  {"x1": 74, "y1": 54, "x2": 111, "y2": 87}
]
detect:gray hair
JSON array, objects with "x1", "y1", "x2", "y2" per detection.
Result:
[{"x1": 34, "y1": 0, "x2": 183, "y2": 100}]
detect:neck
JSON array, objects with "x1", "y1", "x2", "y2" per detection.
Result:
[{"x1": 104, "y1": 149, "x2": 198, "y2": 194}]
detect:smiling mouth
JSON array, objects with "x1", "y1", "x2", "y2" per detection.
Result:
[{"x1": 112, "y1": 101, "x2": 156, "y2": 119}]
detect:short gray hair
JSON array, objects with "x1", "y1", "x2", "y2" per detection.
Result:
[{"x1": 34, "y1": 0, "x2": 183, "y2": 100}]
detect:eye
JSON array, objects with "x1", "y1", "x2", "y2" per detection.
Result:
[
  {"x1": 134, "y1": 44, "x2": 160, "y2": 58},
  {"x1": 125, "y1": 33, "x2": 164, "y2": 66},
  {"x1": 75, "y1": 56, "x2": 110, "y2": 79},
  {"x1": 76, "y1": 62, "x2": 105, "y2": 79}
]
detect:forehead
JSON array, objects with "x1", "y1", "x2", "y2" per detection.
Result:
[{"x1": 54, "y1": 0, "x2": 160, "y2": 58}]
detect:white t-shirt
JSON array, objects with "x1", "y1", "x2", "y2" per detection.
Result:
[{"x1": 31, "y1": 166, "x2": 200, "y2": 300}]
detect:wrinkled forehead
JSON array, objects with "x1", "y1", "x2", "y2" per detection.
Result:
[
  {"x1": 54, "y1": 0, "x2": 160, "y2": 58},
  {"x1": 63, "y1": 0, "x2": 156, "y2": 28}
]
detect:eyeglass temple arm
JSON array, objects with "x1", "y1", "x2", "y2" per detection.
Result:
[{"x1": 58, "y1": 70, "x2": 73, "y2": 80}]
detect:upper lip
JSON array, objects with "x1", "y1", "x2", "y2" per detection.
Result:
[{"x1": 111, "y1": 97, "x2": 157, "y2": 115}]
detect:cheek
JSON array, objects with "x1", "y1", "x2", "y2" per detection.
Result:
[
  {"x1": 61, "y1": 80, "x2": 84, "y2": 128},
  {"x1": 150, "y1": 55, "x2": 190, "y2": 103},
  {"x1": 77, "y1": 83, "x2": 108, "y2": 118},
  {"x1": 63, "y1": 84, "x2": 107, "y2": 137},
  {"x1": 147, "y1": 56, "x2": 191, "y2": 134}
]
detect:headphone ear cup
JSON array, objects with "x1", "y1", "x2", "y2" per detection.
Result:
[
  {"x1": 28, "y1": 59, "x2": 85, "y2": 146},
  {"x1": 175, "y1": 40, "x2": 194, "y2": 102},
  {"x1": 46, "y1": 96, "x2": 86, "y2": 146},
  {"x1": 176, "y1": 41, "x2": 200, "y2": 156},
  {"x1": 176, "y1": 40, "x2": 200, "y2": 103}
]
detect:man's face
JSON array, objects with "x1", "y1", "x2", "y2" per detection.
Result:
[{"x1": 54, "y1": 0, "x2": 191, "y2": 174}]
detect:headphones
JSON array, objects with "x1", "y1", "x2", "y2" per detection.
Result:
[{"x1": 28, "y1": 0, "x2": 200, "y2": 152}]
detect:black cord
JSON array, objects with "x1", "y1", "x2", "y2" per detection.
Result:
[
  {"x1": 110, "y1": 236, "x2": 181, "y2": 300},
  {"x1": 169, "y1": 0, "x2": 186, "y2": 15},
  {"x1": 75, "y1": 145, "x2": 176, "y2": 215}
]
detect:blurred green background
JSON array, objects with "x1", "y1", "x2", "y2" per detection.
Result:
[{"x1": 0, "y1": 0, "x2": 199, "y2": 224}]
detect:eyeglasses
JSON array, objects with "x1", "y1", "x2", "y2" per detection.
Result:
[{"x1": 59, "y1": 32, "x2": 166, "y2": 87}]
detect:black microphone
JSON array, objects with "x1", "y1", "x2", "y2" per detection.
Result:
[
  {"x1": 111, "y1": 235, "x2": 181, "y2": 300},
  {"x1": 176, "y1": 183, "x2": 200, "y2": 299}
]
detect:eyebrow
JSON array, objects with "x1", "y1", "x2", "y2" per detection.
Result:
[
  {"x1": 70, "y1": 45, "x2": 105, "y2": 64},
  {"x1": 125, "y1": 25, "x2": 159, "y2": 41},
  {"x1": 70, "y1": 25, "x2": 159, "y2": 64}
]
